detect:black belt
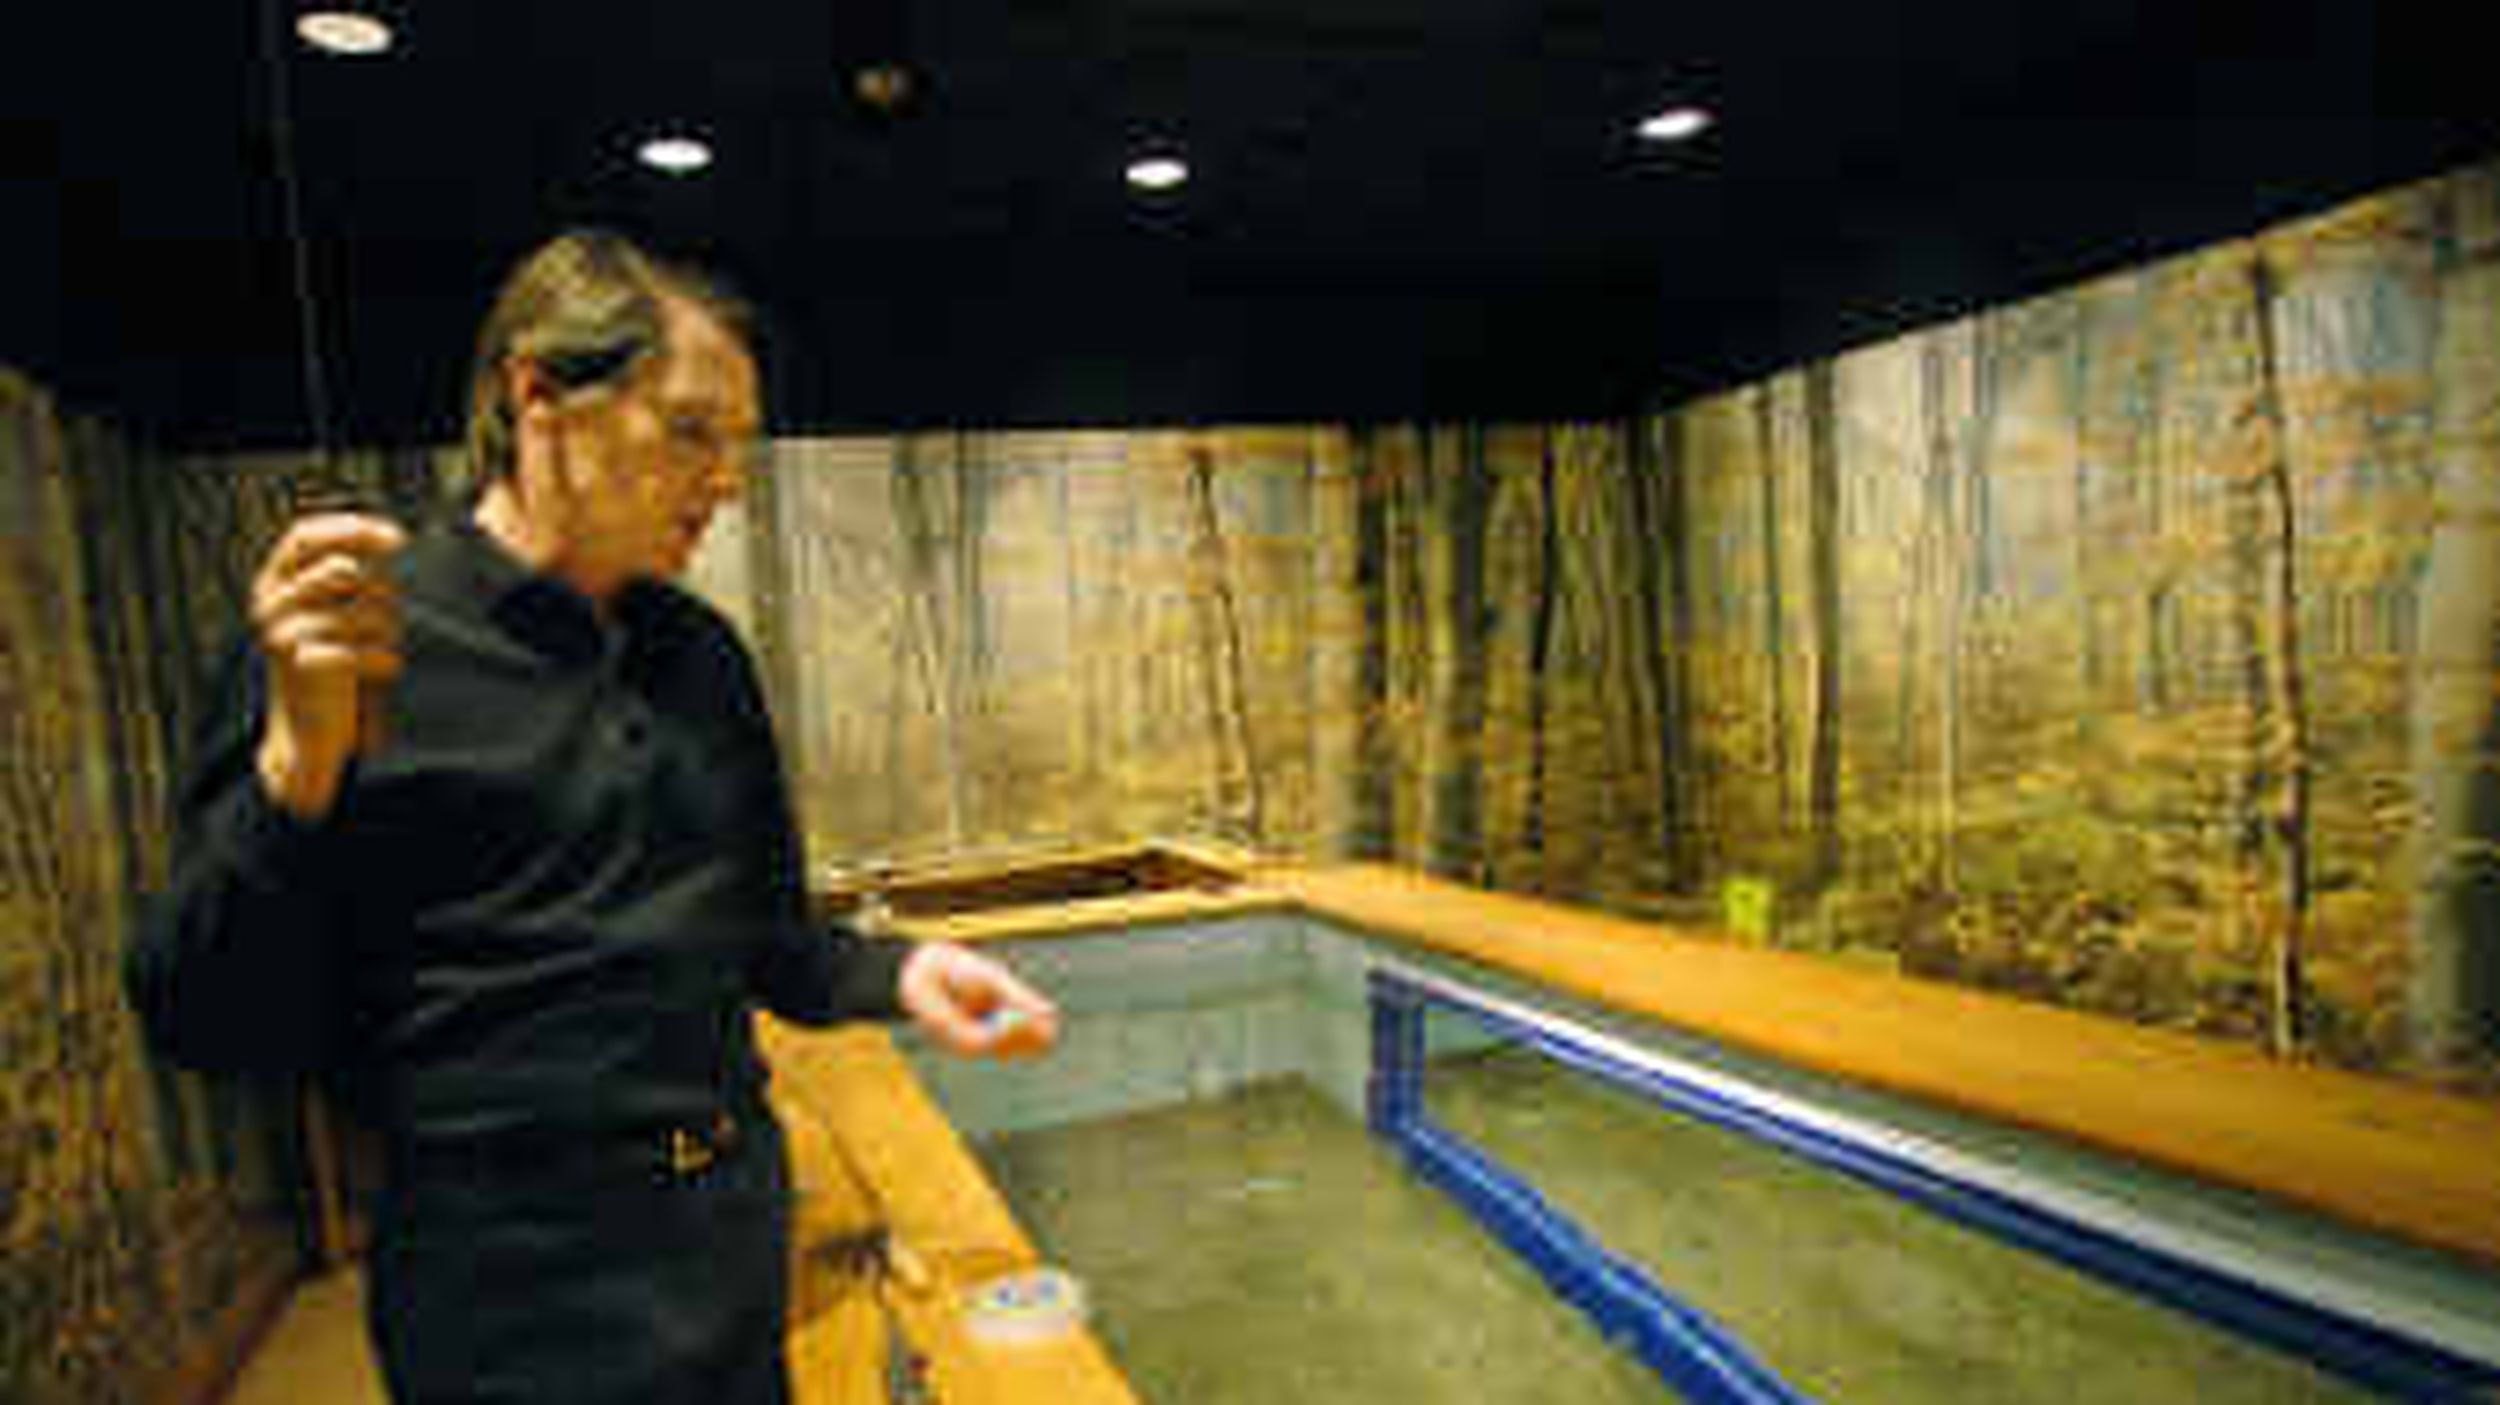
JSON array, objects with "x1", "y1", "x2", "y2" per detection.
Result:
[
  {"x1": 659, "y1": 1109, "x2": 742, "y2": 1178},
  {"x1": 394, "y1": 1108, "x2": 748, "y2": 1187}
]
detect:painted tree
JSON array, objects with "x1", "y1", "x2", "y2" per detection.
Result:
[
  {"x1": 1376, "y1": 425, "x2": 1438, "y2": 867},
  {"x1": 2239, "y1": 245, "x2": 2318, "y2": 1055},
  {"x1": 1755, "y1": 384, "x2": 1793, "y2": 830},
  {"x1": 1184, "y1": 440, "x2": 1266, "y2": 842},
  {"x1": 2143, "y1": 279, "x2": 2180, "y2": 717},
  {"x1": 2215, "y1": 254, "x2": 2291, "y2": 1043},
  {"x1": 1805, "y1": 362, "x2": 1845, "y2": 891},
  {"x1": 1919, "y1": 330, "x2": 1963, "y2": 887},
  {"x1": 1055, "y1": 446, "x2": 1094, "y2": 831},
  {"x1": 1622, "y1": 416, "x2": 1690, "y2": 892},
  {"x1": 1429, "y1": 425, "x2": 1495, "y2": 881},
  {"x1": 1521, "y1": 426, "x2": 1563, "y2": 885},
  {"x1": 2068, "y1": 297, "x2": 2102, "y2": 732},
  {"x1": 1955, "y1": 315, "x2": 2004, "y2": 839},
  {"x1": 888, "y1": 435, "x2": 971, "y2": 846},
  {"x1": 1393, "y1": 428, "x2": 1438, "y2": 867},
  {"x1": 741, "y1": 442, "x2": 801, "y2": 786},
  {"x1": 1099, "y1": 437, "x2": 1150, "y2": 842},
  {"x1": 1623, "y1": 413, "x2": 1698, "y2": 890},
  {"x1": 1350, "y1": 425, "x2": 1395, "y2": 859},
  {"x1": 2408, "y1": 166, "x2": 2500, "y2": 1073}
]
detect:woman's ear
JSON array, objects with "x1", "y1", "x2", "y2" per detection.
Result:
[
  {"x1": 503, "y1": 357, "x2": 551, "y2": 427},
  {"x1": 503, "y1": 357, "x2": 572, "y2": 518}
]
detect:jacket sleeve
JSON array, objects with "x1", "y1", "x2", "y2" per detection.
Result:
[
  {"x1": 123, "y1": 643, "x2": 356, "y2": 1073},
  {"x1": 718, "y1": 622, "x2": 911, "y2": 1027}
]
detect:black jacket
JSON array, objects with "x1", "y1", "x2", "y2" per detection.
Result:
[{"x1": 125, "y1": 519, "x2": 906, "y2": 1147}]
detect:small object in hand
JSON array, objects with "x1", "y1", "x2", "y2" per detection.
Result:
[
  {"x1": 982, "y1": 1006, "x2": 1030, "y2": 1037},
  {"x1": 292, "y1": 490, "x2": 397, "y2": 756},
  {"x1": 856, "y1": 891, "x2": 893, "y2": 937},
  {"x1": 961, "y1": 1267, "x2": 1086, "y2": 1346}
]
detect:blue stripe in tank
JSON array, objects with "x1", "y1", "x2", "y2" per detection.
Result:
[{"x1": 1367, "y1": 968, "x2": 2498, "y2": 1405}]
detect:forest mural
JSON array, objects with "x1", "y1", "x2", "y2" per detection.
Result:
[
  {"x1": 729, "y1": 159, "x2": 2499, "y2": 1087},
  {"x1": 740, "y1": 422, "x2": 1700, "y2": 903},
  {"x1": 1637, "y1": 161, "x2": 2500, "y2": 1083},
  {"x1": 2, "y1": 145, "x2": 2494, "y2": 1405},
  {"x1": 746, "y1": 430, "x2": 1348, "y2": 873},
  {"x1": 0, "y1": 370, "x2": 441, "y2": 1404}
]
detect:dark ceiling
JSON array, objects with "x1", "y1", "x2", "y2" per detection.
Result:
[{"x1": 3, "y1": 0, "x2": 2492, "y2": 449}]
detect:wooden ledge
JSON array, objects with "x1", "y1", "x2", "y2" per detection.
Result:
[
  {"x1": 760, "y1": 1023, "x2": 1140, "y2": 1405},
  {"x1": 814, "y1": 840, "x2": 1245, "y2": 925},
  {"x1": 891, "y1": 885, "x2": 1292, "y2": 944},
  {"x1": 799, "y1": 841, "x2": 2495, "y2": 1321},
  {"x1": 1265, "y1": 862, "x2": 2500, "y2": 1274}
]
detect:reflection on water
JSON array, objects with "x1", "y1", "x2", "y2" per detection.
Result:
[
  {"x1": 965, "y1": 1049, "x2": 2386, "y2": 1404},
  {"x1": 1423, "y1": 1043, "x2": 2379, "y2": 1405},
  {"x1": 975, "y1": 1079, "x2": 1668, "y2": 1404}
]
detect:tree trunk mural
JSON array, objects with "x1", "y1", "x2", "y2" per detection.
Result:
[
  {"x1": 1352, "y1": 426, "x2": 1395, "y2": 859},
  {"x1": 1755, "y1": 385, "x2": 1793, "y2": 832},
  {"x1": 2144, "y1": 287, "x2": 2179, "y2": 718},
  {"x1": 743, "y1": 443, "x2": 802, "y2": 781},
  {"x1": 1383, "y1": 428, "x2": 1430, "y2": 867},
  {"x1": 1804, "y1": 362, "x2": 1844, "y2": 893},
  {"x1": 1510, "y1": 427, "x2": 1550, "y2": 885},
  {"x1": 2247, "y1": 248, "x2": 2316, "y2": 1056},
  {"x1": 1960, "y1": 316, "x2": 2002, "y2": 806},
  {"x1": 1920, "y1": 331, "x2": 1964, "y2": 890},
  {"x1": 1429, "y1": 425, "x2": 1495, "y2": 880},
  {"x1": 1184, "y1": 440, "x2": 1266, "y2": 843},
  {"x1": 2224, "y1": 252, "x2": 2290, "y2": 1050},
  {"x1": 1661, "y1": 414, "x2": 1701, "y2": 887},
  {"x1": 2070, "y1": 300, "x2": 2102, "y2": 728},
  {"x1": 1621, "y1": 416, "x2": 1688, "y2": 892},
  {"x1": 1056, "y1": 446, "x2": 1098, "y2": 837},
  {"x1": 2408, "y1": 165, "x2": 2500, "y2": 1074},
  {"x1": 889, "y1": 436, "x2": 972, "y2": 848}
]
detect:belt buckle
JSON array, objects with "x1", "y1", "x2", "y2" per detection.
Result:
[
  {"x1": 665, "y1": 1125, "x2": 715, "y2": 1170},
  {"x1": 666, "y1": 1125, "x2": 716, "y2": 1177},
  {"x1": 663, "y1": 1112, "x2": 736, "y2": 1179}
]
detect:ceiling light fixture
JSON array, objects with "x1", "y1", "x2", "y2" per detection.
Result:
[
  {"x1": 854, "y1": 63, "x2": 917, "y2": 115},
  {"x1": 296, "y1": 8, "x2": 394, "y2": 55},
  {"x1": 1638, "y1": 106, "x2": 1714, "y2": 143},
  {"x1": 638, "y1": 135, "x2": 715, "y2": 175},
  {"x1": 1126, "y1": 155, "x2": 1189, "y2": 192}
]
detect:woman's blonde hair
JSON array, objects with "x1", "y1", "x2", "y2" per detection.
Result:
[{"x1": 462, "y1": 229, "x2": 753, "y2": 488}]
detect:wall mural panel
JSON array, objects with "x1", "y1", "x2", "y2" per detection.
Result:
[
  {"x1": 120, "y1": 147, "x2": 2497, "y2": 1091},
  {"x1": 1642, "y1": 161, "x2": 2499, "y2": 1082},
  {"x1": 757, "y1": 429, "x2": 1348, "y2": 878},
  {"x1": 3, "y1": 381, "x2": 315, "y2": 1402}
]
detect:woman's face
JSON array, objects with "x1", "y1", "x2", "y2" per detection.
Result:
[{"x1": 535, "y1": 296, "x2": 760, "y2": 598}]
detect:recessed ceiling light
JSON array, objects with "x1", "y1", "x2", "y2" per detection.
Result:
[
  {"x1": 1127, "y1": 156, "x2": 1189, "y2": 191},
  {"x1": 297, "y1": 9, "x2": 394, "y2": 55},
  {"x1": 1638, "y1": 106, "x2": 1714, "y2": 143},
  {"x1": 853, "y1": 63, "x2": 916, "y2": 114},
  {"x1": 638, "y1": 136, "x2": 715, "y2": 175}
]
